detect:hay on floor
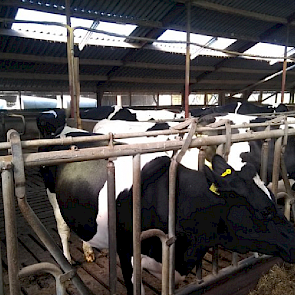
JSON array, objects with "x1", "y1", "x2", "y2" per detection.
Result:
[{"x1": 249, "y1": 263, "x2": 295, "y2": 295}]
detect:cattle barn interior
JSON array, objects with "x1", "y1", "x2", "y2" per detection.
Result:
[{"x1": 1, "y1": 0, "x2": 295, "y2": 294}]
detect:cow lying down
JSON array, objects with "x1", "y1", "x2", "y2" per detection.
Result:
[{"x1": 38, "y1": 131, "x2": 295, "y2": 294}]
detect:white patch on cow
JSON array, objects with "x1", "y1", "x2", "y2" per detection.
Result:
[
  {"x1": 128, "y1": 109, "x2": 177, "y2": 121},
  {"x1": 267, "y1": 179, "x2": 295, "y2": 194},
  {"x1": 253, "y1": 174, "x2": 273, "y2": 201},
  {"x1": 217, "y1": 113, "x2": 256, "y2": 133},
  {"x1": 58, "y1": 125, "x2": 88, "y2": 137},
  {"x1": 227, "y1": 141, "x2": 249, "y2": 170},
  {"x1": 46, "y1": 188, "x2": 72, "y2": 262},
  {"x1": 88, "y1": 152, "x2": 168, "y2": 249},
  {"x1": 108, "y1": 105, "x2": 121, "y2": 119},
  {"x1": 130, "y1": 254, "x2": 185, "y2": 294},
  {"x1": 234, "y1": 102, "x2": 242, "y2": 114},
  {"x1": 42, "y1": 110, "x2": 57, "y2": 117}
]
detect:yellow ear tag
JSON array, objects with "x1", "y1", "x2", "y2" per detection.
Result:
[
  {"x1": 221, "y1": 169, "x2": 232, "y2": 177},
  {"x1": 209, "y1": 183, "x2": 220, "y2": 195}
]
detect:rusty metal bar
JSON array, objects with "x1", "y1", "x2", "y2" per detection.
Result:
[
  {"x1": 0, "y1": 117, "x2": 294, "y2": 151},
  {"x1": 281, "y1": 24, "x2": 289, "y2": 103},
  {"x1": 107, "y1": 160, "x2": 117, "y2": 294},
  {"x1": 141, "y1": 229, "x2": 169, "y2": 295},
  {"x1": 4, "y1": 122, "x2": 294, "y2": 169},
  {"x1": 184, "y1": 0, "x2": 191, "y2": 118},
  {"x1": 133, "y1": 154, "x2": 142, "y2": 295},
  {"x1": 169, "y1": 155, "x2": 178, "y2": 294},
  {"x1": 8, "y1": 130, "x2": 93, "y2": 295},
  {"x1": 1, "y1": 163, "x2": 20, "y2": 295}
]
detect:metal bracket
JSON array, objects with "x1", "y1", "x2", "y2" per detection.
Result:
[{"x1": 59, "y1": 269, "x2": 76, "y2": 284}]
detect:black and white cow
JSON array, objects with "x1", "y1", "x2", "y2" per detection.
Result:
[
  {"x1": 37, "y1": 110, "x2": 96, "y2": 262},
  {"x1": 80, "y1": 106, "x2": 183, "y2": 121},
  {"x1": 116, "y1": 154, "x2": 295, "y2": 295},
  {"x1": 80, "y1": 106, "x2": 137, "y2": 121},
  {"x1": 37, "y1": 110, "x2": 295, "y2": 295},
  {"x1": 190, "y1": 102, "x2": 288, "y2": 118}
]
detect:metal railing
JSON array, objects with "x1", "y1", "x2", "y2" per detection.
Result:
[{"x1": 1, "y1": 116, "x2": 295, "y2": 295}]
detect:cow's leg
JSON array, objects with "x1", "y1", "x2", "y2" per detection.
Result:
[
  {"x1": 82, "y1": 241, "x2": 95, "y2": 262},
  {"x1": 46, "y1": 188, "x2": 72, "y2": 262}
]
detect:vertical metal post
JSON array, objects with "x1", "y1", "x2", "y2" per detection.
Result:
[
  {"x1": 232, "y1": 252, "x2": 238, "y2": 268},
  {"x1": 0, "y1": 236, "x2": 3, "y2": 295},
  {"x1": 260, "y1": 137, "x2": 270, "y2": 184},
  {"x1": 9, "y1": 130, "x2": 92, "y2": 295},
  {"x1": 281, "y1": 24, "x2": 289, "y2": 103},
  {"x1": 74, "y1": 57, "x2": 82, "y2": 129},
  {"x1": 1, "y1": 163, "x2": 20, "y2": 295},
  {"x1": 184, "y1": 0, "x2": 191, "y2": 118},
  {"x1": 133, "y1": 154, "x2": 142, "y2": 295},
  {"x1": 212, "y1": 246, "x2": 219, "y2": 275},
  {"x1": 198, "y1": 147, "x2": 206, "y2": 171},
  {"x1": 66, "y1": 0, "x2": 78, "y2": 127},
  {"x1": 271, "y1": 137, "x2": 282, "y2": 197},
  {"x1": 107, "y1": 160, "x2": 117, "y2": 295},
  {"x1": 169, "y1": 156, "x2": 178, "y2": 294}
]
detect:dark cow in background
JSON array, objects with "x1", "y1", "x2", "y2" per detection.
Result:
[
  {"x1": 117, "y1": 155, "x2": 295, "y2": 295},
  {"x1": 240, "y1": 116, "x2": 295, "y2": 184},
  {"x1": 190, "y1": 102, "x2": 288, "y2": 118}
]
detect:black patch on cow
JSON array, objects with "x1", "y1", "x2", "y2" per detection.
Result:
[
  {"x1": 146, "y1": 122, "x2": 170, "y2": 131},
  {"x1": 36, "y1": 109, "x2": 66, "y2": 138},
  {"x1": 80, "y1": 106, "x2": 114, "y2": 120},
  {"x1": 110, "y1": 108, "x2": 137, "y2": 121}
]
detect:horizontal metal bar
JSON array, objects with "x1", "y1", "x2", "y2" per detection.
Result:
[
  {"x1": 176, "y1": 255, "x2": 272, "y2": 295},
  {"x1": 0, "y1": 118, "x2": 294, "y2": 151},
  {"x1": 1, "y1": 127, "x2": 294, "y2": 168}
]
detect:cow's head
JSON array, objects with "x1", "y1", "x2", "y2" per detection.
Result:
[
  {"x1": 205, "y1": 155, "x2": 295, "y2": 263},
  {"x1": 36, "y1": 109, "x2": 66, "y2": 138}
]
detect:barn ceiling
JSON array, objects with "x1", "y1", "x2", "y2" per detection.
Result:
[{"x1": 1, "y1": 0, "x2": 295, "y2": 95}]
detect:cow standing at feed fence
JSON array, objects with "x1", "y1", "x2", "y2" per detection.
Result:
[
  {"x1": 36, "y1": 110, "x2": 174, "y2": 264},
  {"x1": 116, "y1": 154, "x2": 295, "y2": 295},
  {"x1": 36, "y1": 110, "x2": 96, "y2": 263}
]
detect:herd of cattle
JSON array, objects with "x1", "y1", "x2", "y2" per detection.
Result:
[{"x1": 35, "y1": 102, "x2": 295, "y2": 295}]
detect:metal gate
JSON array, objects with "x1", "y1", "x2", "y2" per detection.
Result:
[{"x1": 1, "y1": 116, "x2": 295, "y2": 295}]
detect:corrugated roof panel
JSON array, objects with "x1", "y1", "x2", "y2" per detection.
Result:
[
  {"x1": 113, "y1": 66, "x2": 185, "y2": 79},
  {"x1": 209, "y1": 0, "x2": 295, "y2": 18}
]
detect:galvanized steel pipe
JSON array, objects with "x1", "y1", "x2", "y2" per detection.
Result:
[
  {"x1": 107, "y1": 160, "x2": 117, "y2": 294},
  {"x1": 1, "y1": 164, "x2": 20, "y2": 295},
  {"x1": 133, "y1": 154, "x2": 142, "y2": 295}
]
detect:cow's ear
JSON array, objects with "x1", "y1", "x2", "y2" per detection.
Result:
[
  {"x1": 203, "y1": 165, "x2": 231, "y2": 192},
  {"x1": 211, "y1": 154, "x2": 236, "y2": 179},
  {"x1": 239, "y1": 163, "x2": 257, "y2": 180}
]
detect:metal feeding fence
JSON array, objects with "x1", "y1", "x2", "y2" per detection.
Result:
[{"x1": 1, "y1": 115, "x2": 295, "y2": 295}]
